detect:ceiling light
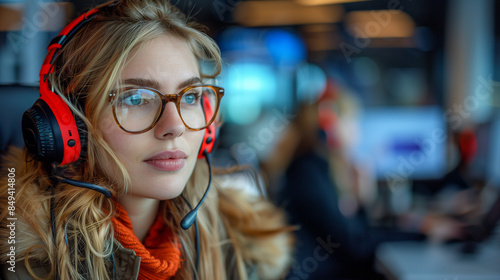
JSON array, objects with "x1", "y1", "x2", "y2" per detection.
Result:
[
  {"x1": 345, "y1": 10, "x2": 415, "y2": 38},
  {"x1": 234, "y1": 1, "x2": 344, "y2": 26}
]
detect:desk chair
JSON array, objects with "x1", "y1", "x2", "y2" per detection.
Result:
[{"x1": 0, "y1": 85, "x2": 39, "y2": 153}]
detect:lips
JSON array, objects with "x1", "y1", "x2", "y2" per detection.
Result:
[{"x1": 144, "y1": 150, "x2": 187, "y2": 171}]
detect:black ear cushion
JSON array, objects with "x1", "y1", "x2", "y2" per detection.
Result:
[{"x1": 22, "y1": 99, "x2": 64, "y2": 163}]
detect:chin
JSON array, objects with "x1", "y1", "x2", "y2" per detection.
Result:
[
  {"x1": 141, "y1": 181, "x2": 187, "y2": 200},
  {"x1": 128, "y1": 166, "x2": 193, "y2": 200},
  {"x1": 155, "y1": 189, "x2": 185, "y2": 200}
]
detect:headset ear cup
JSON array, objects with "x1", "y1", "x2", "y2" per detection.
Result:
[
  {"x1": 22, "y1": 97, "x2": 85, "y2": 165},
  {"x1": 22, "y1": 99, "x2": 65, "y2": 163}
]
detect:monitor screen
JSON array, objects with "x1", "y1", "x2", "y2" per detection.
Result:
[{"x1": 351, "y1": 106, "x2": 447, "y2": 181}]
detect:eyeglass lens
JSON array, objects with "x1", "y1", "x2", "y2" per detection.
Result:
[{"x1": 113, "y1": 86, "x2": 218, "y2": 132}]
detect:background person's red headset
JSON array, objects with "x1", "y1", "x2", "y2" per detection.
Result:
[{"x1": 22, "y1": 8, "x2": 218, "y2": 204}]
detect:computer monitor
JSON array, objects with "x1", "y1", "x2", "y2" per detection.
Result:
[{"x1": 351, "y1": 106, "x2": 447, "y2": 181}]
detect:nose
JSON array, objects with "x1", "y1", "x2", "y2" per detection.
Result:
[{"x1": 154, "y1": 102, "x2": 185, "y2": 139}]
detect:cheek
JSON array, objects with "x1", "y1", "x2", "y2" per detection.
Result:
[
  {"x1": 99, "y1": 113, "x2": 125, "y2": 151},
  {"x1": 188, "y1": 129, "x2": 206, "y2": 156},
  {"x1": 97, "y1": 113, "x2": 130, "y2": 178}
]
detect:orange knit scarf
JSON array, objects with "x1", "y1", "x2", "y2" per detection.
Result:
[{"x1": 112, "y1": 204, "x2": 182, "y2": 280}]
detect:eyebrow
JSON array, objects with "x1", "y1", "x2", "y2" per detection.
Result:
[
  {"x1": 123, "y1": 78, "x2": 160, "y2": 89},
  {"x1": 177, "y1": 77, "x2": 203, "y2": 90},
  {"x1": 123, "y1": 77, "x2": 202, "y2": 92}
]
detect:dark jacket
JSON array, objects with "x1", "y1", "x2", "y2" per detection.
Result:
[
  {"x1": 0, "y1": 240, "x2": 140, "y2": 280},
  {"x1": 279, "y1": 150, "x2": 424, "y2": 280}
]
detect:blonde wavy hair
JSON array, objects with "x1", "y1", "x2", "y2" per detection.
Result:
[{"x1": 0, "y1": 0, "x2": 292, "y2": 279}]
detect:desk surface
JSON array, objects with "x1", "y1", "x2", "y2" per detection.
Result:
[{"x1": 376, "y1": 240, "x2": 500, "y2": 280}]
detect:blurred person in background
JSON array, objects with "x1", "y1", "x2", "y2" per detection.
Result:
[
  {"x1": 272, "y1": 102, "x2": 387, "y2": 280},
  {"x1": 401, "y1": 128, "x2": 480, "y2": 244},
  {"x1": 267, "y1": 91, "x2": 465, "y2": 279}
]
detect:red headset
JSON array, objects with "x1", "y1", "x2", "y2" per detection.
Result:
[
  {"x1": 22, "y1": 8, "x2": 216, "y2": 165},
  {"x1": 198, "y1": 97, "x2": 216, "y2": 159}
]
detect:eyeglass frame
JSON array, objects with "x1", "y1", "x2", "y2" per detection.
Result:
[{"x1": 108, "y1": 84, "x2": 225, "y2": 134}]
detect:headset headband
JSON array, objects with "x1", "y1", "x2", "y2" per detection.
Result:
[{"x1": 39, "y1": 9, "x2": 99, "y2": 92}]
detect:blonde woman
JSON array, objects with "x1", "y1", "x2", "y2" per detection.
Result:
[{"x1": 0, "y1": 0, "x2": 293, "y2": 279}]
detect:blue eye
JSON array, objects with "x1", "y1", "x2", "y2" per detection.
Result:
[
  {"x1": 124, "y1": 94, "x2": 144, "y2": 106},
  {"x1": 183, "y1": 94, "x2": 195, "y2": 104},
  {"x1": 181, "y1": 92, "x2": 199, "y2": 105},
  {"x1": 120, "y1": 89, "x2": 156, "y2": 107}
]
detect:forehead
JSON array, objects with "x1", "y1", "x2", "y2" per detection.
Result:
[{"x1": 121, "y1": 35, "x2": 200, "y2": 90}]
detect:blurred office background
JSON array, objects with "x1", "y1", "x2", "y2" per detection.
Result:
[{"x1": 1, "y1": 0, "x2": 500, "y2": 279}]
